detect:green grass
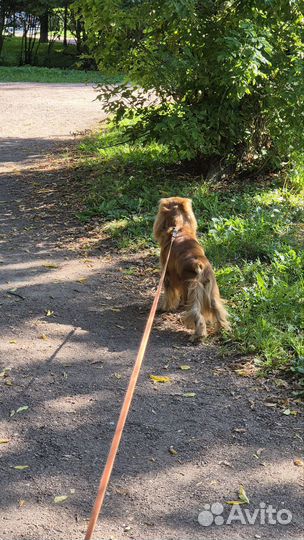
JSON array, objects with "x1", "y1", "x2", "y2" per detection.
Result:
[
  {"x1": 0, "y1": 65, "x2": 121, "y2": 84},
  {"x1": 76, "y1": 125, "x2": 304, "y2": 379},
  {"x1": 0, "y1": 35, "x2": 77, "y2": 68},
  {"x1": 0, "y1": 36, "x2": 121, "y2": 83}
]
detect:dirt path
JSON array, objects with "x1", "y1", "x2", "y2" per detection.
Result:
[
  {"x1": 0, "y1": 82, "x2": 107, "y2": 171},
  {"x1": 0, "y1": 83, "x2": 303, "y2": 540}
]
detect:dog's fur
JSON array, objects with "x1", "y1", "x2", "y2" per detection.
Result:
[{"x1": 153, "y1": 197, "x2": 230, "y2": 341}]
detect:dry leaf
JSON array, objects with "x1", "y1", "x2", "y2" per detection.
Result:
[
  {"x1": 226, "y1": 484, "x2": 249, "y2": 505},
  {"x1": 253, "y1": 448, "x2": 265, "y2": 459},
  {"x1": 110, "y1": 307, "x2": 121, "y2": 312},
  {"x1": 0, "y1": 439, "x2": 9, "y2": 444},
  {"x1": 239, "y1": 484, "x2": 250, "y2": 504},
  {"x1": 5, "y1": 379, "x2": 13, "y2": 386},
  {"x1": 114, "y1": 372, "x2": 122, "y2": 380},
  {"x1": 39, "y1": 334, "x2": 48, "y2": 340},
  {"x1": 168, "y1": 446, "x2": 177, "y2": 456},
  {"x1": 43, "y1": 263, "x2": 58, "y2": 269},
  {"x1": 0, "y1": 368, "x2": 11, "y2": 379},
  {"x1": 149, "y1": 375, "x2": 171, "y2": 383},
  {"x1": 294, "y1": 458, "x2": 304, "y2": 467},
  {"x1": 18, "y1": 499, "x2": 26, "y2": 507},
  {"x1": 76, "y1": 277, "x2": 87, "y2": 284},
  {"x1": 182, "y1": 392, "x2": 196, "y2": 398},
  {"x1": 226, "y1": 500, "x2": 247, "y2": 505},
  {"x1": 45, "y1": 310, "x2": 55, "y2": 317},
  {"x1": 179, "y1": 365, "x2": 191, "y2": 371},
  {"x1": 16, "y1": 406, "x2": 29, "y2": 414},
  {"x1": 13, "y1": 465, "x2": 29, "y2": 470},
  {"x1": 53, "y1": 495, "x2": 68, "y2": 504},
  {"x1": 219, "y1": 460, "x2": 233, "y2": 468},
  {"x1": 9, "y1": 340, "x2": 17, "y2": 344}
]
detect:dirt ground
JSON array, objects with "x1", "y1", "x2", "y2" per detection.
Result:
[{"x1": 0, "y1": 83, "x2": 303, "y2": 540}]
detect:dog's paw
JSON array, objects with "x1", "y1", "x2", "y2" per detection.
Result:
[{"x1": 189, "y1": 334, "x2": 204, "y2": 344}]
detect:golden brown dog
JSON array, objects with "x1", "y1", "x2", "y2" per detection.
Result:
[{"x1": 153, "y1": 197, "x2": 230, "y2": 341}]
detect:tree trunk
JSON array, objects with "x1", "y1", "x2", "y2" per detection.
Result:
[
  {"x1": 75, "y1": 18, "x2": 82, "y2": 53},
  {"x1": 63, "y1": 3, "x2": 68, "y2": 47},
  {"x1": 39, "y1": 9, "x2": 48, "y2": 43},
  {"x1": 0, "y1": 4, "x2": 5, "y2": 57}
]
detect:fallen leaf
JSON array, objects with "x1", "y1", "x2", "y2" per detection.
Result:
[
  {"x1": 13, "y1": 465, "x2": 29, "y2": 470},
  {"x1": 18, "y1": 499, "x2": 26, "y2": 507},
  {"x1": 282, "y1": 408, "x2": 291, "y2": 415},
  {"x1": 0, "y1": 368, "x2": 11, "y2": 379},
  {"x1": 16, "y1": 406, "x2": 29, "y2": 414},
  {"x1": 226, "y1": 500, "x2": 247, "y2": 505},
  {"x1": 253, "y1": 448, "x2": 265, "y2": 459},
  {"x1": 53, "y1": 495, "x2": 68, "y2": 504},
  {"x1": 114, "y1": 372, "x2": 122, "y2": 379},
  {"x1": 76, "y1": 277, "x2": 87, "y2": 284},
  {"x1": 39, "y1": 334, "x2": 48, "y2": 340},
  {"x1": 10, "y1": 410, "x2": 16, "y2": 417},
  {"x1": 179, "y1": 365, "x2": 191, "y2": 371},
  {"x1": 5, "y1": 379, "x2": 13, "y2": 386},
  {"x1": 45, "y1": 309, "x2": 55, "y2": 317},
  {"x1": 294, "y1": 458, "x2": 304, "y2": 467},
  {"x1": 43, "y1": 263, "x2": 58, "y2": 269},
  {"x1": 149, "y1": 375, "x2": 171, "y2": 383},
  {"x1": 168, "y1": 446, "x2": 177, "y2": 456},
  {"x1": 9, "y1": 340, "x2": 17, "y2": 344},
  {"x1": 219, "y1": 460, "x2": 233, "y2": 468},
  {"x1": 226, "y1": 485, "x2": 250, "y2": 505},
  {"x1": 109, "y1": 307, "x2": 121, "y2": 312},
  {"x1": 182, "y1": 392, "x2": 196, "y2": 398},
  {"x1": 239, "y1": 484, "x2": 250, "y2": 504},
  {"x1": 0, "y1": 439, "x2": 10, "y2": 444}
]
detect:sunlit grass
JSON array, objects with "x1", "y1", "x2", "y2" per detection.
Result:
[{"x1": 76, "y1": 126, "x2": 304, "y2": 378}]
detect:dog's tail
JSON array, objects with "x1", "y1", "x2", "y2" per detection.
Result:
[{"x1": 183, "y1": 263, "x2": 230, "y2": 334}]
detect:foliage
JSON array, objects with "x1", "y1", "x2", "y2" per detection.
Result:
[
  {"x1": 76, "y1": 125, "x2": 304, "y2": 376},
  {"x1": 77, "y1": 0, "x2": 304, "y2": 175}
]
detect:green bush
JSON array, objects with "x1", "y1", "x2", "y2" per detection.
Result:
[{"x1": 77, "y1": 0, "x2": 304, "y2": 174}]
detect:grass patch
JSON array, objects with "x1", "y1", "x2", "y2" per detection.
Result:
[
  {"x1": 0, "y1": 65, "x2": 121, "y2": 84},
  {"x1": 0, "y1": 36, "x2": 123, "y2": 83},
  {"x1": 1, "y1": 36, "x2": 77, "y2": 68},
  {"x1": 76, "y1": 126, "x2": 304, "y2": 379}
]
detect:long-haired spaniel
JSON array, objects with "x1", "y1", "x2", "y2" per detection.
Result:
[{"x1": 153, "y1": 197, "x2": 230, "y2": 341}]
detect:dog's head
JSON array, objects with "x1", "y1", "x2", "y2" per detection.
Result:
[{"x1": 153, "y1": 196, "x2": 197, "y2": 242}]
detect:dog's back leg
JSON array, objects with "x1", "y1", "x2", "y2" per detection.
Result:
[{"x1": 183, "y1": 280, "x2": 207, "y2": 341}]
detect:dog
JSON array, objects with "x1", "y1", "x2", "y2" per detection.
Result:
[{"x1": 153, "y1": 197, "x2": 230, "y2": 341}]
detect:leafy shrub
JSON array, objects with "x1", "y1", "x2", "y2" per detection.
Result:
[{"x1": 77, "y1": 0, "x2": 304, "y2": 174}]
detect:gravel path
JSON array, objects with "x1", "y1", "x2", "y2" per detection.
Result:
[
  {"x1": 0, "y1": 83, "x2": 106, "y2": 171},
  {"x1": 0, "y1": 83, "x2": 303, "y2": 540}
]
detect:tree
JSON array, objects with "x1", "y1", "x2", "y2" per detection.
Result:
[
  {"x1": 0, "y1": 0, "x2": 16, "y2": 56},
  {"x1": 77, "y1": 0, "x2": 304, "y2": 176}
]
